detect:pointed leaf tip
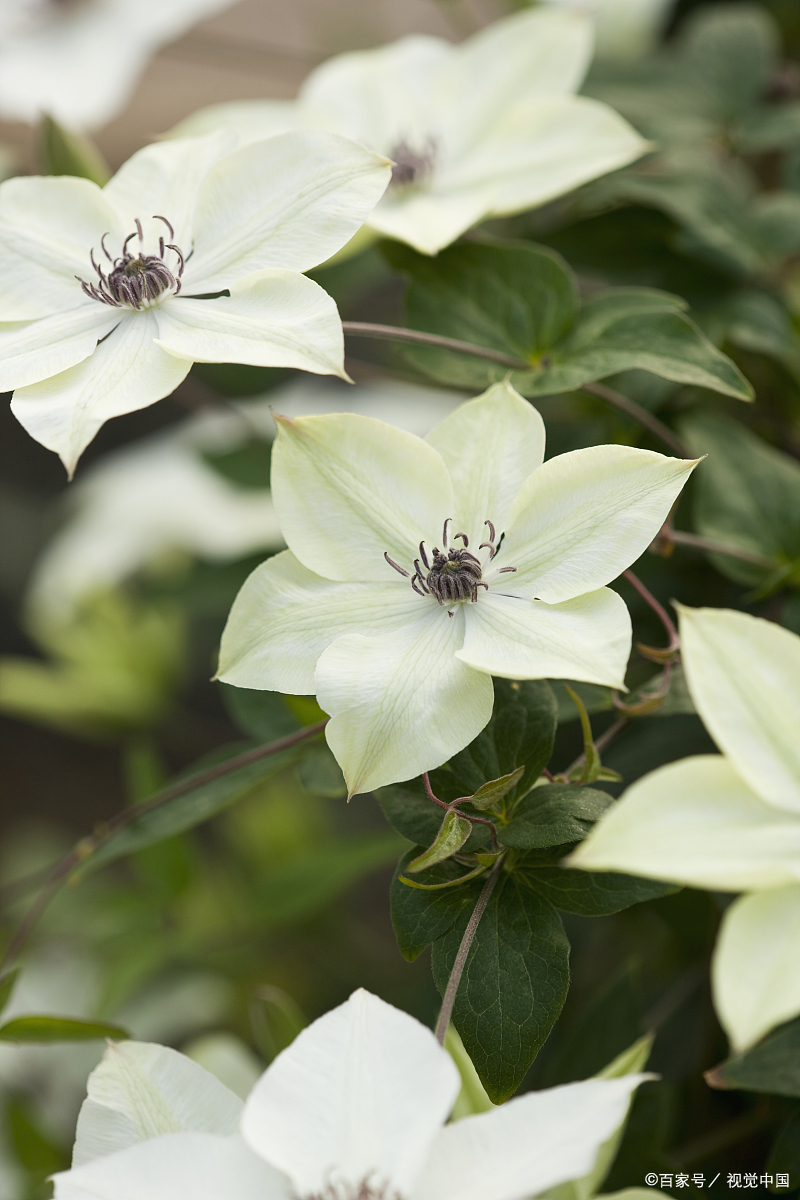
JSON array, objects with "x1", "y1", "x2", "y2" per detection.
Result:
[{"x1": 406, "y1": 810, "x2": 473, "y2": 873}]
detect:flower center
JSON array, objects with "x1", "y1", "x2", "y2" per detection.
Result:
[
  {"x1": 388, "y1": 137, "x2": 436, "y2": 188},
  {"x1": 384, "y1": 518, "x2": 517, "y2": 610},
  {"x1": 78, "y1": 215, "x2": 186, "y2": 310},
  {"x1": 306, "y1": 1176, "x2": 399, "y2": 1200}
]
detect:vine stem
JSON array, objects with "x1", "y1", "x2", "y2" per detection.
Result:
[
  {"x1": 0, "y1": 721, "x2": 327, "y2": 976},
  {"x1": 658, "y1": 526, "x2": 778, "y2": 569},
  {"x1": 341, "y1": 322, "x2": 688, "y2": 458},
  {"x1": 622, "y1": 568, "x2": 679, "y2": 652},
  {"x1": 421, "y1": 771, "x2": 499, "y2": 849},
  {"x1": 435, "y1": 859, "x2": 503, "y2": 1045}
]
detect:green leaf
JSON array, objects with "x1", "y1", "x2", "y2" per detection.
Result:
[
  {"x1": 499, "y1": 784, "x2": 614, "y2": 850},
  {"x1": 0, "y1": 968, "x2": 19, "y2": 1018},
  {"x1": 447, "y1": 678, "x2": 558, "y2": 805},
  {"x1": 406, "y1": 811, "x2": 473, "y2": 873},
  {"x1": 681, "y1": 4, "x2": 778, "y2": 124},
  {"x1": 378, "y1": 779, "x2": 491, "y2": 853},
  {"x1": 249, "y1": 985, "x2": 306, "y2": 1065},
  {"x1": 0, "y1": 1015, "x2": 129, "y2": 1043},
  {"x1": 390, "y1": 850, "x2": 474, "y2": 961},
  {"x1": 715, "y1": 290, "x2": 800, "y2": 383},
  {"x1": 389, "y1": 240, "x2": 751, "y2": 400},
  {"x1": 768, "y1": 1106, "x2": 800, "y2": 1183},
  {"x1": 680, "y1": 411, "x2": 799, "y2": 588},
  {"x1": 468, "y1": 766, "x2": 526, "y2": 810},
  {"x1": 298, "y1": 744, "x2": 347, "y2": 798},
  {"x1": 221, "y1": 685, "x2": 301, "y2": 743},
  {"x1": 706, "y1": 1014, "x2": 800, "y2": 1097},
  {"x1": 38, "y1": 114, "x2": 110, "y2": 185},
  {"x1": 522, "y1": 860, "x2": 679, "y2": 916},
  {"x1": 202, "y1": 437, "x2": 272, "y2": 490},
  {"x1": 431, "y1": 872, "x2": 570, "y2": 1102},
  {"x1": 445, "y1": 1025, "x2": 495, "y2": 1118}
]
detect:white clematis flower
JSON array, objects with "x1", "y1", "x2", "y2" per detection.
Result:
[
  {"x1": 0, "y1": 131, "x2": 390, "y2": 475},
  {"x1": 170, "y1": 7, "x2": 649, "y2": 256},
  {"x1": 570, "y1": 605, "x2": 800, "y2": 1052},
  {"x1": 26, "y1": 378, "x2": 465, "y2": 625},
  {"x1": 217, "y1": 381, "x2": 697, "y2": 795},
  {"x1": 0, "y1": 0, "x2": 239, "y2": 130},
  {"x1": 53, "y1": 988, "x2": 649, "y2": 1200}
]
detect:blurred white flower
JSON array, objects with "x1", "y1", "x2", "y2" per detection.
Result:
[
  {"x1": 0, "y1": 0, "x2": 240, "y2": 130},
  {"x1": 171, "y1": 6, "x2": 648, "y2": 256},
  {"x1": 218, "y1": 380, "x2": 697, "y2": 795},
  {"x1": 570, "y1": 605, "x2": 800, "y2": 1052},
  {"x1": 541, "y1": 0, "x2": 676, "y2": 60},
  {"x1": 0, "y1": 131, "x2": 390, "y2": 474},
  {"x1": 27, "y1": 378, "x2": 464, "y2": 624},
  {"x1": 54, "y1": 988, "x2": 647, "y2": 1200}
]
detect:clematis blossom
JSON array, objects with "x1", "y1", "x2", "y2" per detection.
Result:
[
  {"x1": 570, "y1": 606, "x2": 800, "y2": 1052},
  {"x1": 0, "y1": 0, "x2": 239, "y2": 130},
  {"x1": 0, "y1": 131, "x2": 391, "y2": 475},
  {"x1": 170, "y1": 6, "x2": 649, "y2": 256},
  {"x1": 542, "y1": 0, "x2": 676, "y2": 60},
  {"x1": 53, "y1": 988, "x2": 649, "y2": 1200},
  {"x1": 218, "y1": 381, "x2": 697, "y2": 795}
]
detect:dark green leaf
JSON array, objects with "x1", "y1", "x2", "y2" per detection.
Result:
[
  {"x1": 499, "y1": 784, "x2": 614, "y2": 850},
  {"x1": 0, "y1": 1015, "x2": 129, "y2": 1043},
  {"x1": 768, "y1": 1106, "x2": 800, "y2": 1182},
  {"x1": 377, "y1": 780, "x2": 490, "y2": 853},
  {"x1": 7, "y1": 1096, "x2": 67, "y2": 1174},
  {"x1": 406, "y1": 811, "x2": 473, "y2": 872},
  {"x1": 681, "y1": 5, "x2": 778, "y2": 124},
  {"x1": 0, "y1": 968, "x2": 20, "y2": 1018},
  {"x1": 521, "y1": 860, "x2": 679, "y2": 916},
  {"x1": 250, "y1": 985, "x2": 306, "y2": 1065},
  {"x1": 680, "y1": 411, "x2": 799, "y2": 588},
  {"x1": 390, "y1": 850, "x2": 474, "y2": 961},
  {"x1": 38, "y1": 114, "x2": 110, "y2": 185},
  {"x1": 202, "y1": 438, "x2": 272, "y2": 490},
  {"x1": 221, "y1": 685, "x2": 300, "y2": 743},
  {"x1": 706, "y1": 1014, "x2": 800, "y2": 1097},
  {"x1": 432, "y1": 873, "x2": 570, "y2": 1101},
  {"x1": 447, "y1": 678, "x2": 558, "y2": 804},
  {"x1": 298, "y1": 744, "x2": 347, "y2": 798}
]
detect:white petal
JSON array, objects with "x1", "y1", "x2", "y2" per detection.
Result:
[
  {"x1": 53, "y1": 1133, "x2": 287, "y2": 1200},
  {"x1": 169, "y1": 99, "x2": 303, "y2": 143},
  {"x1": 241, "y1": 989, "x2": 459, "y2": 1198},
  {"x1": 569, "y1": 755, "x2": 800, "y2": 891},
  {"x1": 458, "y1": 588, "x2": 631, "y2": 688},
  {"x1": 714, "y1": 886, "x2": 800, "y2": 1051},
  {"x1": 0, "y1": 0, "x2": 242, "y2": 130},
  {"x1": 104, "y1": 133, "x2": 234, "y2": 251},
  {"x1": 11, "y1": 311, "x2": 191, "y2": 476},
  {"x1": 442, "y1": 95, "x2": 648, "y2": 216},
  {"x1": 502, "y1": 445, "x2": 698, "y2": 604},
  {"x1": 271, "y1": 411, "x2": 453, "y2": 582},
  {"x1": 413, "y1": 1075, "x2": 645, "y2": 1200},
  {"x1": 315, "y1": 604, "x2": 494, "y2": 795},
  {"x1": 425, "y1": 382, "x2": 545, "y2": 536},
  {"x1": 678, "y1": 606, "x2": 800, "y2": 815},
  {"x1": 72, "y1": 1041, "x2": 243, "y2": 1166},
  {"x1": 366, "y1": 186, "x2": 492, "y2": 257},
  {"x1": 0, "y1": 306, "x2": 119, "y2": 391},
  {"x1": 185, "y1": 132, "x2": 391, "y2": 290},
  {"x1": 217, "y1": 549, "x2": 427, "y2": 693},
  {"x1": 155, "y1": 272, "x2": 345, "y2": 377},
  {"x1": 300, "y1": 36, "x2": 452, "y2": 151},
  {"x1": 0, "y1": 175, "x2": 121, "y2": 319}
]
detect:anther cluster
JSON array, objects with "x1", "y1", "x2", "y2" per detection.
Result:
[
  {"x1": 384, "y1": 518, "x2": 516, "y2": 609},
  {"x1": 389, "y1": 137, "x2": 436, "y2": 187},
  {"x1": 78, "y1": 215, "x2": 185, "y2": 309}
]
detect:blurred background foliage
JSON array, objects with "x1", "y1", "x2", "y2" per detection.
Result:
[{"x1": 3, "y1": 0, "x2": 800, "y2": 1196}]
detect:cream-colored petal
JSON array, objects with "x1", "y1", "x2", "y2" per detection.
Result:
[
  {"x1": 11, "y1": 311, "x2": 191, "y2": 476},
  {"x1": 413, "y1": 1075, "x2": 646, "y2": 1200},
  {"x1": 425, "y1": 381, "x2": 545, "y2": 536},
  {"x1": 184, "y1": 132, "x2": 390, "y2": 290},
  {"x1": 503, "y1": 445, "x2": 697, "y2": 604},
  {"x1": 678, "y1": 606, "x2": 800, "y2": 815},
  {"x1": 72, "y1": 1041, "x2": 242, "y2": 1166},
  {"x1": 315, "y1": 604, "x2": 493, "y2": 795},
  {"x1": 104, "y1": 133, "x2": 233, "y2": 252},
  {"x1": 714, "y1": 886, "x2": 800, "y2": 1051},
  {"x1": 168, "y1": 99, "x2": 304, "y2": 143},
  {"x1": 299, "y1": 36, "x2": 452, "y2": 151},
  {"x1": 569, "y1": 755, "x2": 800, "y2": 891},
  {"x1": 457, "y1": 588, "x2": 631, "y2": 688},
  {"x1": 0, "y1": 175, "x2": 121, "y2": 319},
  {"x1": 437, "y1": 7, "x2": 594, "y2": 159},
  {"x1": 156, "y1": 271, "x2": 345, "y2": 377},
  {"x1": 366, "y1": 186, "x2": 492, "y2": 257},
  {"x1": 217, "y1": 550, "x2": 425, "y2": 694},
  {"x1": 441, "y1": 95, "x2": 648, "y2": 216},
  {"x1": 53, "y1": 1133, "x2": 288, "y2": 1200},
  {"x1": 271, "y1": 412, "x2": 453, "y2": 582},
  {"x1": 0, "y1": 305, "x2": 119, "y2": 391},
  {"x1": 242, "y1": 990, "x2": 459, "y2": 1198}
]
